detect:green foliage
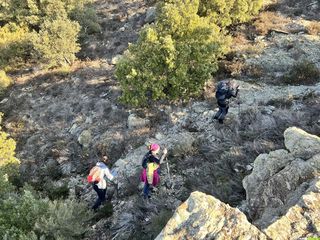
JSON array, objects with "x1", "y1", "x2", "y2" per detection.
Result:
[
  {"x1": 0, "y1": 189, "x2": 92, "y2": 240},
  {"x1": 282, "y1": 60, "x2": 320, "y2": 85},
  {"x1": 0, "y1": 0, "x2": 99, "y2": 69},
  {"x1": 32, "y1": 19, "x2": 81, "y2": 67},
  {"x1": 0, "y1": 190, "x2": 49, "y2": 239},
  {"x1": 148, "y1": 209, "x2": 173, "y2": 237},
  {"x1": 116, "y1": 0, "x2": 231, "y2": 106},
  {"x1": 0, "y1": 23, "x2": 31, "y2": 71},
  {"x1": 198, "y1": 0, "x2": 263, "y2": 27},
  {"x1": 0, "y1": 114, "x2": 93, "y2": 239},
  {"x1": 0, "y1": 113, "x2": 20, "y2": 178},
  {"x1": 45, "y1": 182, "x2": 70, "y2": 200},
  {"x1": 0, "y1": 70, "x2": 13, "y2": 93},
  {"x1": 92, "y1": 201, "x2": 113, "y2": 221},
  {"x1": 70, "y1": 6, "x2": 101, "y2": 39},
  {"x1": 35, "y1": 198, "x2": 92, "y2": 239}
]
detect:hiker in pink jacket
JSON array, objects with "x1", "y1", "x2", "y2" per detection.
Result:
[{"x1": 140, "y1": 143, "x2": 168, "y2": 199}]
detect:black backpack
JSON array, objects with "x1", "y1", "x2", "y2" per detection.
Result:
[
  {"x1": 216, "y1": 81, "x2": 229, "y2": 101},
  {"x1": 142, "y1": 152, "x2": 152, "y2": 169}
]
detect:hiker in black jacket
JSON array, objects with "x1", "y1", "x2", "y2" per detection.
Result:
[{"x1": 213, "y1": 80, "x2": 239, "y2": 124}]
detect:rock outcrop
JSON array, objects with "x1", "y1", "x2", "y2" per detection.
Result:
[
  {"x1": 157, "y1": 128, "x2": 320, "y2": 239},
  {"x1": 112, "y1": 131, "x2": 196, "y2": 192},
  {"x1": 243, "y1": 127, "x2": 320, "y2": 229},
  {"x1": 264, "y1": 177, "x2": 320, "y2": 240},
  {"x1": 156, "y1": 191, "x2": 267, "y2": 240}
]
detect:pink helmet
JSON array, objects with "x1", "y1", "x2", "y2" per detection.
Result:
[{"x1": 149, "y1": 143, "x2": 160, "y2": 152}]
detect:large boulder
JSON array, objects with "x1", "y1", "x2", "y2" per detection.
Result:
[
  {"x1": 284, "y1": 127, "x2": 320, "y2": 159},
  {"x1": 156, "y1": 191, "x2": 267, "y2": 240},
  {"x1": 243, "y1": 128, "x2": 320, "y2": 228},
  {"x1": 264, "y1": 177, "x2": 320, "y2": 239}
]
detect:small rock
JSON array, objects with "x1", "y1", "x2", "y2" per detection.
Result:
[
  {"x1": 111, "y1": 55, "x2": 122, "y2": 65},
  {"x1": 0, "y1": 98, "x2": 8, "y2": 104},
  {"x1": 127, "y1": 114, "x2": 150, "y2": 129},
  {"x1": 246, "y1": 164, "x2": 253, "y2": 171},
  {"x1": 78, "y1": 130, "x2": 92, "y2": 148},
  {"x1": 155, "y1": 132, "x2": 165, "y2": 140},
  {"x1": 145, "y1": 7, "x2": 156, "y2": 23}
]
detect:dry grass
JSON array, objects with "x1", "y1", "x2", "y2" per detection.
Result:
[
  {"x1": 282, "y1": 60, "x2": 320, "y2": 85},
  {"x1": 219, "y1": 60, "x2": 246, "y2": 78},
  {"x1": 244, "y1": 64, "x2": 264, "y2": 78},
  {"x1": 306, "y1": 21, "x2": 320, "y2": 35},
  {"x1": 254, "y1": 11, "x2": 290, "y2": 35}
]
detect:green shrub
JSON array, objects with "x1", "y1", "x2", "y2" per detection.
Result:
[
  {"x1": 0, "y1": 70, "x2": 13, "y2": 93},
  {"x1": 0, "y1": 0, "x2": 98, "y2": 69},
  {"x1": 148, "y1": 209, "x2": 173, "y2": 237},
  {"x1": 198, "y1": 0, "x2": 263, "y2": 27},
  {"x1": 35, "y1": 198, "x2": 92, "y2": 239},
  {"x1": 46, "y1": 183, "x2": 70, "y2": 200},
  {"x1": 116, "y1": 0, "x2": 231, "y2": 106},
  {"x1": 70, "y1": 6, "x2": 101, "y2": 39},
  {"x1": 282, "y1": 60, "x2": 320, "y2": 85},
  {"x1": 0, "y1": 114, "x2": 93, "y2": 239},
  {"x1": 0, "y1": 189, "x2": 92, "y2": 240},
  {"x1": 0, "y1": 23, "x2": 32, "y2": 71},
  {"x1": 32, "y1": 19, "x2": 81, "y2": 67},
  {"x1": 0, "y1": 113, "x2": 20, "y2": 178}
]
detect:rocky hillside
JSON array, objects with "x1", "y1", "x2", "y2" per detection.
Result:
[
  {"x1": 157, "y1": 128, "x2": 320, "y2": 239},
  {"x1": 0, "y1": 0, "x2": 319, "y2": 239}
]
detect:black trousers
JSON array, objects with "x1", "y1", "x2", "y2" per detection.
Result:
[
  {"x1": 92, "y1": 184, "x2": 106, "y2": 210},
  {"x1": 214, "y1": 101, "x2": 229, "y2": 121}
]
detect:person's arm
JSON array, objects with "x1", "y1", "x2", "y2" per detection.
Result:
[
  {"x1": 159, "y1": 148, "x2": 168, "y2": 164},
  {"x1": 230, "y1": 86, "x2": 239, "y2": 98},
  {"x1": 104, "y1": 167, "x2": 114, "y2": 181}
]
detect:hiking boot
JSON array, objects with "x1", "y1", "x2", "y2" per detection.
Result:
[{"x1": 218, "y1": 119, "x2": 224, "y2": 124}]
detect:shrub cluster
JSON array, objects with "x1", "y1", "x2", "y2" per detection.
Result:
[
  {"x1": 0, "y1": 70, "x2": 13, "y2": 94},
  {"x1": 0, "y1": 0, "x2": 100, "y2": 70},
  {"x1": 0, "y1": 113, "x2": 93, "y2": 239},
  {"x1": 198, "y1": 0, "x2": 263, "y2": 28},
  {"x1": 282, "y1": 60, "x2": 320, "y2": 85},
  {"x1": 116, "y1": 0, "x2": 263, "y2": 106}
]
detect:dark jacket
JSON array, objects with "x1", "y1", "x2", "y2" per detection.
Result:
[
  {"x1": 142, "y1": 151, "x2": 160, "y2": 169},
  {"x1": 216, "y1": 81, "x2": 238, "y2": 105}
]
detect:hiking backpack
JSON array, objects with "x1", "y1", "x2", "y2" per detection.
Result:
[
  {"x1": 216, "y1": 81, "x2": 229, "y2": 101},
  {"x1": 142, "y1": 152, "x2": 152, "y2": 169},
  {"x1": 87, "y1": 166, "x2": 102, "y2": 183}
]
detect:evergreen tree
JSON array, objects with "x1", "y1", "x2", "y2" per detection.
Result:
[{"x1": 116, "y1": 0, "x2": 231, "y2": 106}]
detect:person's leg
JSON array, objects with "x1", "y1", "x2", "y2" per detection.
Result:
[
  {"x1": 214, "y1": 107, "x2": 222, "y2": 120},
  {"x1": 92, "y1": 184, "x2": 106, "y2": 210},
  {"x1": 143, "y1": 182, "x2": 150, "y2": 199},
  {"x1": 217, "y1": 102, "x2": 228, "y2": 123}
]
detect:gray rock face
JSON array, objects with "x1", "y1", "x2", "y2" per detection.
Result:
[
  {"x1": 245, "y1": 34, "x2": 320, "y2": 77},
  {"x1": 127, "y1": 114, "x2": 150, "y2": 129},
  {"x1": 112, "y1": 131, "x2": 196, "y2": 192},
  {"x1": 156, "y1": 191, "x2": 267, "y2": 240},
  {"x1": 264, "y1": 177, "x2": 320, "y2": 240},
  {"x1": 284, "y1": 127, "x2": 320, "y2": 159},
  {"x1": 145, "y1": 7, "x2": 156, "y2": 23},
  {"x1": 243, "y1": 128, "x2": 320, "y2": 229},
  {"x1": 157, "y1": 128, "x2": 320, "y2": 240}
]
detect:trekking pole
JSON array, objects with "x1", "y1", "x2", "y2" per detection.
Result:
[
  {"x1": 166, "y1": 156, "x2": 173, "y2": 189},
  {"x1": 237, "y1": 87, "x2": 241, "y2": 116}
]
